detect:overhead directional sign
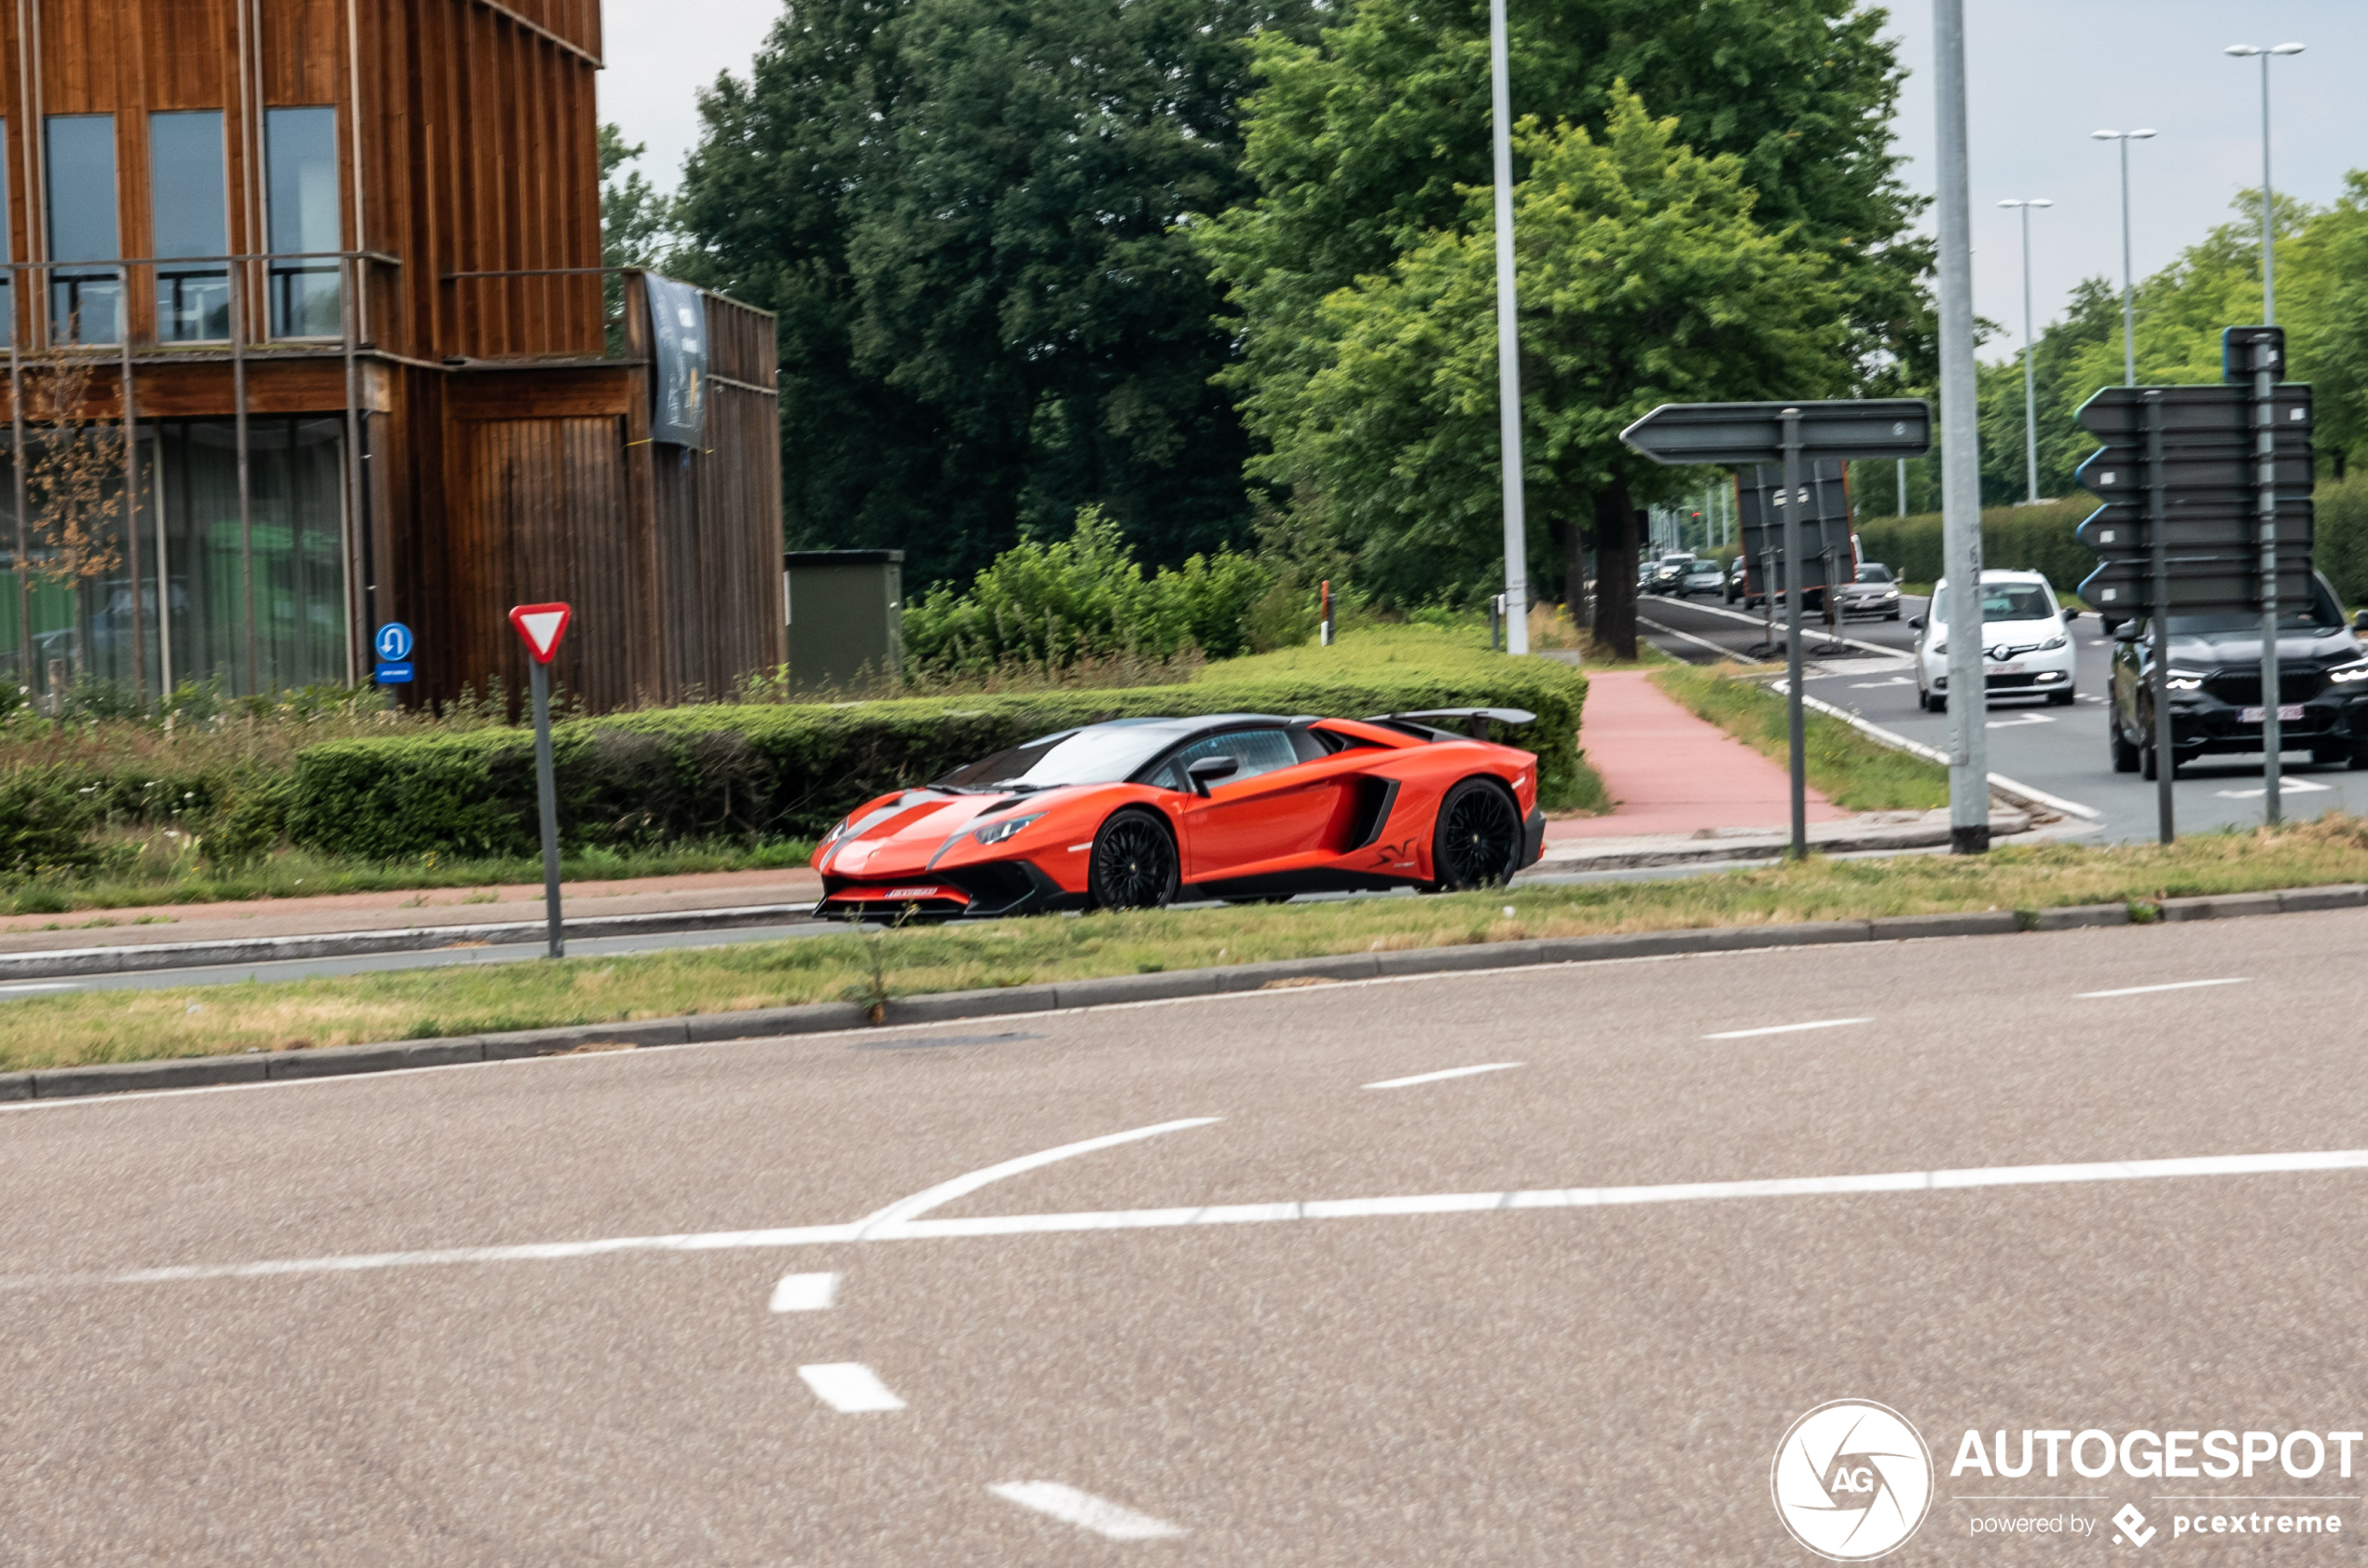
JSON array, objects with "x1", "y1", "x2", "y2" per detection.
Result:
[
  {"x1": 508, "y1": 602, "x2": 572, "y2": 665},
  {"x1": 1619, "y1": 399, "x2": 1932, "y2": 467}
]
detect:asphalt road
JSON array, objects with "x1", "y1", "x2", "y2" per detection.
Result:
[
  {"x1": 1636, "y1": 589, "x2": 2368, "y2": 841},
  {"x1": 5, "y1": 913, "x2": 2366, "y2": 1562}
]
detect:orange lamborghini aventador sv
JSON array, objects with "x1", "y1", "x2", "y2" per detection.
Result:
[{"x1": 811, "y1": 709, "x2": 1547, "y2": 919}]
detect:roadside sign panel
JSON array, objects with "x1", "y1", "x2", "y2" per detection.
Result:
[
  {"x1": 374, "y1": 660, "x2": 415, "y2": 684},
  {"x1": 373, "y1": 621, "x2": 415, "y2": 663},
  {"x1": 1734, "y1": 459, "x2": 1854, "y2": 595},
  {"x1": 1619, "y1": 399, "x2": 1932, "y2": 467},
  {"x1": 508, "y1": 602, "x2": 572, "y2": 664}
]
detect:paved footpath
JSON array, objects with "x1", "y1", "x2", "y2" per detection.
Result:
[{"x1": 1549, "y1": 668, "x2": 1846, "y2": 842}]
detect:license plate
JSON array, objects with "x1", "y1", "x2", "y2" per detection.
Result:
[
  {"x1": 2239, "y1": 705, "x2": 2306, "y2": 722},
  {"x1": 1989, "y1": 662, "x2": 2025, "y2": 675}
]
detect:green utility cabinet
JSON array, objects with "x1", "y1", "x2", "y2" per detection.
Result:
[{"x1": 785, "y1": 550, "x2": 904, "y2": 695}]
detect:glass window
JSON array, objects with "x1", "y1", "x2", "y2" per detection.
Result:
[
  {"x1": 45, "y1": 115, "x2": 120, "y2": 343},
  {"x1": 1856, "y1": 563, "x2": 1893, "y2": 583},
  {"x1": 1146, "y1": 730, "x2": 1301, "y2": 792},
  {"x1": 265, "y1": 107, "x2": 340, "y2": 337},
  {"x1": 933, "y1": 722, "x2": 1179, "y2": 791},
  {"x1": 150, "y1": 111, "x2": 228, "y2": 341}
]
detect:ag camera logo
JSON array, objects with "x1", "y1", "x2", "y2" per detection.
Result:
[{"x1": 1772, "y1": 1399, "x2": 1934, "y2": 1561}]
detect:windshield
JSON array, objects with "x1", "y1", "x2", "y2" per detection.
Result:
[
  {"x1": 2168, "y1": 577, "x2": 2344, "y2": 635},
  {"x1": 1856, "y1": 563, "x2": 1893, "y2": 583},
  {"x1": 934, "y1": 725, "x2": 1178, "y2": 791},
  {"x1": 1931, "y1": 583, "x2": 2056, "y2": 624}
]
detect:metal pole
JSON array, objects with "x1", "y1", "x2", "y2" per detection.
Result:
[
  {"x1": 118, "y1": 263, "x2": 142, "y2": 703},
  {"x1": 9, "y1": 327, "x2": 26, "y2": 693},
  {"x1": 2256, "y1": 337, "x2": 2280, "y2": 823},
  {"x1": 2119, "y1": 136, "x2": 2138, "y2": 386},
  {"x1": 1781, "y1": 408, "x2": 1807, "y2": 859},
  {"x1": 232, "y1": 261, "x2": 255, "y2": 695},
  {"x1": 1486, "y1": 0, "x2": 1528, "y2": 656},
  {"x1": 2259, "y1": 52, "x2": 2275, "y2": 326},
  {"x1": 1935, "y1": 0, "x2": 1989, "y2": 853},
  {"x1": 530, "y1": 658, "x2": 564, "y2": 959},
  {"x1": 2019, "y1": 205, "x2": 2039, "y2": 504},
  {"x1": 2147, "y1": 390, "x2": 2174, "y2": 842},
  {"x1": 1896, "y1": 457, "x2": 1907, "y2": 516}
]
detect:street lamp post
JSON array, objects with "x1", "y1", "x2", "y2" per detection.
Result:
[
  {"x1": 2224, "y1": 43, "x2": 2306, "y2": 324},
  {"x1": 1998, "y1": 199, "x2": 2052, "y2": 504},
  {"x1": 2091, "y1": 130, "x2": 2155, "y2": 385},
  {"x1": 1487, "y1": 0, "x2": 1528, "y2": 654}
]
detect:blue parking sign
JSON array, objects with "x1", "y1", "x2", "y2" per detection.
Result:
[
  {"x1": 374, "y1": 622, "x2": 415, "y2": 663},
  {"x1": 375, "y1": 661, "x2": 414, "y2": 684}
]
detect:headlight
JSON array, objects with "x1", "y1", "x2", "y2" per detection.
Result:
[
  {"x1": 2038, "y1": 635, "x2": 2068, "y2": 652},
  {"x1": 972, "y1": 811, "x2": 1044, "y2": 846},
  {"x1": 2165, "y1": 668, "x2": 2207, "y2": 692},
  {"x1": 2329, "y1": 659, "x2": 2368, "y2": 685}
]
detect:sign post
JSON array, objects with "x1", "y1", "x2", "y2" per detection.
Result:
[
  {"x1": 1621, "y1": 398, "x2": 1932, "y2": 859},
  {"x1": 507, "y1": 602, "x2": 573, "y2": 958}
]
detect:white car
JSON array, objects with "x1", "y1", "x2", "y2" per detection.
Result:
[{"x1": 1910, "y1": 570, "x2": 2081, "y2": 711}]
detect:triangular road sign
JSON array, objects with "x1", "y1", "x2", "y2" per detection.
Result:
[{"x1": 508, "y1": 602, "x2": 572, "y2": 664}]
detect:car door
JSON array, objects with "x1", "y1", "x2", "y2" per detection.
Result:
[{"x1": 1155, "y1": 729, "x2": 1344, "y2": 883}]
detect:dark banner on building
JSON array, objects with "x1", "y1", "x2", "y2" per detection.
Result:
[{"x1": 646, "y1": 275, "x2": 708, "y2": 447}]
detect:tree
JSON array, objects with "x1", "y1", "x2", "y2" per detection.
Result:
[
  {"x1": 599, "y1": 125, "x2": 675, "y2": 346},
  {"x1": 1976, "y1": 276, "x2": 2120, "y2": 504},
  {"x1": 1275, "y1": 89, "x2": 1849, "y2": 655},
  {"x1": 22, "y1": 347, "x2": 131, "y2": 680},
  {"x1": 668, "y1": 0, "x2": 1315, "y2": 589}
]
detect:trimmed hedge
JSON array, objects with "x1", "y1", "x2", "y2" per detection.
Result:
[
  {"x1": 285, "y1": 648, "x2": 1590, "y2": 860},
  {"x1": 1854, "y1": 492, "x2": 2100, "y2": 596}
]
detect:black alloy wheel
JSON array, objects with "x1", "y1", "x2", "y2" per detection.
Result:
[
  {"x1": 1432, "y1": 778, "x2": 1521, "y2": 891},
  {"x1": 1088, "y1": 809, "x2": 1178, "y2": 911}
]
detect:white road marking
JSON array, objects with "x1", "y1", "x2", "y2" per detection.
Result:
[
  {"x1": 769, "y1": 1271, "x2": 839, "y2": 1312},
  {"x1": 851, "y1": 1117, "x2": 1219, "y2": 1237},
  {"x1": 1702, "y1": 1016, "x2": 1873, "y2": 1039},
  {"x1": 2217, "y1": 778, "x2": 2333, "y2": 799},
  {"x1": 1849, "y1": 676, "x2": 1914, "y2": 688},
  {"x1": 2076, "y1": 978, "x2": 2248, "y2": 999},
  {"x1": 990, "y1": 1481, "x2": 1187, "y2": 1541},
  {"x1": 1632, "y1": 613, "x2": 1755, "y2": 663},
  {"x1": 1363, "y1": 1062, "x2": 1523, "y2": 1090},
  {"x1": 1986, "y1": 713, "x2": 2055, "y2": 729},
  {"x1": 0, "y1": 982, "x2": 77, "y2": 996},
  {"x1": 798, "y1": 1362, "x2": 905, "y2": 1412},
  {"x1": 1660, "y1": 595, "x2": 1906, "y2": 657},
  {"x1": 1792, "y1": 690, "x2": 2102, "y2": 819},
  {"x1": 34, "y1": 1145, "x2": 2368, "y2": 1288}
]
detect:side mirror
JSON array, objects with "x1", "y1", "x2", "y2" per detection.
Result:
[
  {"x1": 2061, "y1": 607, "x2": 2080, "y2": 622},
  {"x1": 2111, "y1": 622, "x2": 2140, "y2": 642},
  {"x1": 1907, "y1": 615, "x2": 1924, "y2": 629},
  {"x1": 2353, "y1": 610, "x2": 2368, "y2": 633},
  {"x1": 1185, "y1": 756, "x2": 1240, "y2": 797}
]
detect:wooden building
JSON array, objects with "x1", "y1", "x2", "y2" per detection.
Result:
[{"x1": 0, "y1": 0, "x2": 784, "y2": 710}]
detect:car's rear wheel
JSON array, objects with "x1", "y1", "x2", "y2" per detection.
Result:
[
  {"x1": 1431, "y1": 778, "x2": 1521, "y2": 891},
  {"x1": 1087, "y1": 809, "x2": 1177, "y2": 912}
]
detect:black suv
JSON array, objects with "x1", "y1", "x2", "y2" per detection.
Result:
[{"x1": 2106, "y1": 572, "x2": 2368, "y2": 778}]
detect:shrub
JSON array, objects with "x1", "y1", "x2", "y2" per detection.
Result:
[
  {"x1": 286, "y1": 627, "x2": 1590, "y2": 858},
  {"x1": 1853, "y1": 492, "x2": 2100, "y2": 594},
  {"x1": 0, "y1": 769, "x2": 101, "y2": 880}
]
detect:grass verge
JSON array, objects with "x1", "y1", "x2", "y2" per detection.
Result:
[
  {"x1": 1650, "y1": 663, "x2": 1948, "y2": 812},
  {"x1": 13, "y1": 818, "x2": 2368, "y2": 1073}
]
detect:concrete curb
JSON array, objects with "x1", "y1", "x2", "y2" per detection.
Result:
[
  {"x1": 8, "y1": 882, "x2": 2363, "y2": 1105},
  {"x1": 1526, "y1": 810, "x2": 2031, "y2": 873},
  {"x1": 0, "y1": 902, "x2": 823, "y2": 982}
]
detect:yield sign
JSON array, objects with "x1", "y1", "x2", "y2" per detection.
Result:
[{"x1": 508, "y1": 602, "x2": 572, "y2": 664}]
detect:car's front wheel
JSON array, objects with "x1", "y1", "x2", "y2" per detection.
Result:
[
  {"x1": 1087, "y1": 808, "x2": 1178, "y2": 912},
  {"x1": 1431, "y1": 778, "x2": 1522, "y2": 891}
]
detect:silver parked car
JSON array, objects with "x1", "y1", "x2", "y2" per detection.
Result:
[{"x1": 1835, "y1": 561, "x2": 1903, "y2": 620}]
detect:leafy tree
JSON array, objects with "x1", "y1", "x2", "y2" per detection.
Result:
[
  {"x1": 599, "y1": 125, "x2": 676, "y2": 342},
  {"x1": 1976, "y1": 276, "x2": 2121, "y2": 504},
  {"x1": 1225, "y1": 89, "x2": 1849, "y2": 657},
  {"x1": 669, "y1": 0, "x2": 1315, "y2": 589}
]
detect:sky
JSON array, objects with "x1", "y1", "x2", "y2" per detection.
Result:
[{"x1": 598, "y1": 0, "x2": 2368, "y2": 364}]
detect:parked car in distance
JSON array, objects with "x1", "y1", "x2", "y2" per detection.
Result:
[
  {"x1": 1726, "y1": 557, "x2": 1762, "y2": 609},
  {"x1": 2105, "y1": 571, "x2": 2368, "y2": 780},
  {"x1": 1645, "y1": 553, "x2": 1695, "y2": 596},
  {"x1": 1909, "y1": 571, "x2": 2079, "y2": 712},
  {"x1": 1678, "y1": 558, "x2": 1726, "y2": 598},
  {"x1": 1837, "y1": 562, "x2": 1903, "y2": 621}
]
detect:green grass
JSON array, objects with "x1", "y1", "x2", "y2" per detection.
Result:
[
  {"x1": 14, "y1": 817, "x2": 2368, "y2": 1074},
  {"x1": 2, "y1": 837, "x2": 819, "y2": 916},
  {"x1": 1649, "y1": 663, "x2": 1948, "y2": 812}
]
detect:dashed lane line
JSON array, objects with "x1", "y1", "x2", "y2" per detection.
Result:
[
  {"x1": 797, "y1": 1362, "x2": 905, "y2": 1413},
  {"x1": 1363, "y1": 1062, "x2": 1523, "y2": 1090},
  {"x1": 989, "y1": 1481, "x2": 1187, "y2": 1541},
  {"x1": 21, "y1": 1146, "x2": 2368, "y2": 1287},
  {"x1": 2075, "y1": 978, "x2": 2248, "y2": 999},
  {"x1": 769, "y1": 1272, "x2": 839, "y2": 1312},
  {"x1": 1702, "y1": 1017, "x2": 1873, "y2": 1039}
]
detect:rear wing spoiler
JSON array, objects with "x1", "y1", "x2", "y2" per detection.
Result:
[{"x1": 1361, "y1": 707, "x2": 1536, "y2": 741}]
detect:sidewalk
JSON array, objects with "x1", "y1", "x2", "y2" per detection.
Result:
[
  {"x1": 1549, "y1": 669, "x2": 1847, "y2": 841},
  {"x1": 0, "y1": 864, "x2": 826, "y2": 956}
]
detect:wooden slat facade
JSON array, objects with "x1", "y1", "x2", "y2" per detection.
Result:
[{"x1": 0, "y1": 0, "x2": 782, "y2": 709}]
